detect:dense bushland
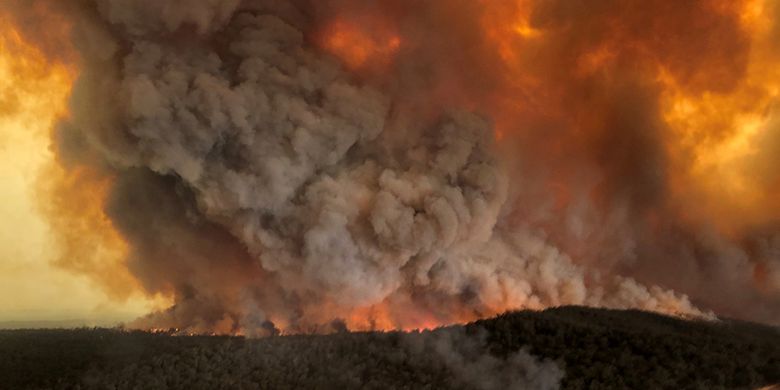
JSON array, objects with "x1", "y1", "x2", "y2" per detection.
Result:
[{"x1": 0, "y1": 306, "x2": 777, "y2": 389}]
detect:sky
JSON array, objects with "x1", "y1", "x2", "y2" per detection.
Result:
[{"x1": 0, "y1": 31, "x2": 161, "y2": 325}]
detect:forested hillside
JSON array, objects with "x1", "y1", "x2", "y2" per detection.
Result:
[{"x1": 1, "y1": 306, "x2": 778, "y2": 389}]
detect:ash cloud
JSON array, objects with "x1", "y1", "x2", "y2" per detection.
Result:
[{"x1": 7, "y1": 0, "x2": 780, "y2": 331}]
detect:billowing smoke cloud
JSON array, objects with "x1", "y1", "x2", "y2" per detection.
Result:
[{"x1": 5, "y1": 0, "x2": 780, "y2": 332}]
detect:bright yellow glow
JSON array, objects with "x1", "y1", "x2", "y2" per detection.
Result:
[
  {"x1": 659, "y1": 0, "x2": 780, "y2": 233},
  {"x1": 512, "y1": 21, "x2": 541, "y2": 39},
  {"x1": 0, "y1": 23, "x2": 168, "y2": 325}
]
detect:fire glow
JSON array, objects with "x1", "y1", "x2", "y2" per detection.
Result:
[
  {"x1": 3, "y1": 0, "x2": 780, "y2": 335},
  {"x1": 0, "y1": 4, "x2": 170, "y2": 319},
  {"x1": 320, "y1": 19, "x2": 401, "y2": 71}
]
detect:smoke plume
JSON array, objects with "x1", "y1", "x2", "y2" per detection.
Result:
[{"x1": 5, "y1": 0, "x2": 780, "y2": 332}]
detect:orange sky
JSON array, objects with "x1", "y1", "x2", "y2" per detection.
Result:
[
  {"x1": 0, "y1": 24, "x2": 165, "y2": 325},
  {"x1": 1, "y1": 0, "x2": 779, "y2": 329}
]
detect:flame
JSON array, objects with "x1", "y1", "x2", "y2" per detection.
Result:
[{"x1": 335, "y1": 291, "x2": 541, "y2": 332}]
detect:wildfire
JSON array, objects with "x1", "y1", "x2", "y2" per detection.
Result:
[
  {"x1": 307, "y1": 0, "x2": 780, "y2": 330},
  {"x1": 4, "y1": 0, "x2": 779, "y2": 336},
  {"x1": 320, "y1": 18, "x2": 401, "y2": 71}
]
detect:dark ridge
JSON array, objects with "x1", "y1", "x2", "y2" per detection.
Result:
[
  {"x1": 1, "y1": 306, "x2": 778, "y2": 389},
  {"x1": 469, "y1": 306, "x2": 780, "y2": 388}
]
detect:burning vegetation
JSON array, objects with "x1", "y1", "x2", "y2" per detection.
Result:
[{"x1": 1, "y1": 307, "x2": 779, "y2": 389}]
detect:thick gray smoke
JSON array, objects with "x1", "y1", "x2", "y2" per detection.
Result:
[
  {"x1": 10, "y1": 5, "x2": 780, "y2": 389},
  {"x1": 40, "y1": 0, "x2": 714, "y2": 333}
]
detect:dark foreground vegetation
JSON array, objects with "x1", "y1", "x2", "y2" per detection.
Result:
[{"x1": 0, "y1": 306, "x2": 778, "y2": 389}]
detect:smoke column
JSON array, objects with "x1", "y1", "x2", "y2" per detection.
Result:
[{"x1": 4, "y1": 0, "x2": 780, "y2": 333}]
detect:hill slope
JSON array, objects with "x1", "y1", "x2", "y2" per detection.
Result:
[{"x1": 0, "y1": 306, "x2": 778, "y2": 389}]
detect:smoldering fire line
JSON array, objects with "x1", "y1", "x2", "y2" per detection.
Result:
[{"x1": 3, "y1": 0, "x2": 780, "y2": 334}]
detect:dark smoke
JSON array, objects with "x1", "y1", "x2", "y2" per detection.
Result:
[{"x1": 5, "y1": 0, "x2": 780, "y2": 332}]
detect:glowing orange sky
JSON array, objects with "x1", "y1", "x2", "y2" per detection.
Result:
[
  {"x1": 2, "y1": 0, "x2": 780, "y2": 329},
  {"x1": 0, "y1": 22, "x2": 166, "y2": 324}
]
